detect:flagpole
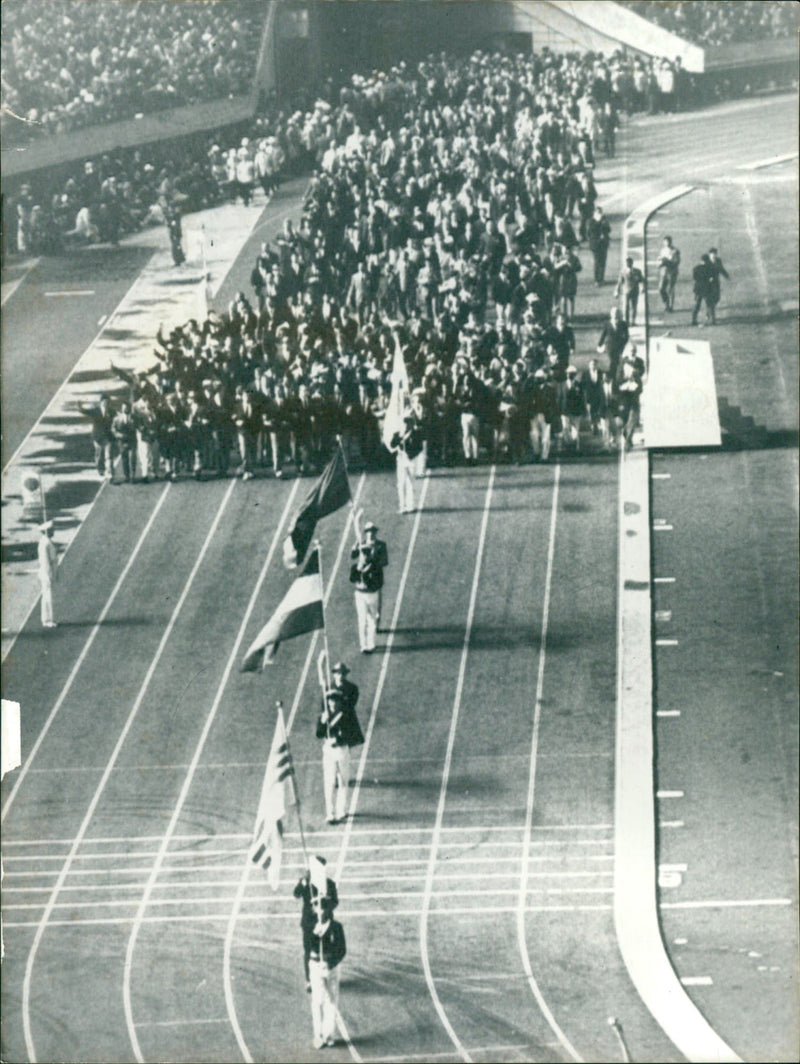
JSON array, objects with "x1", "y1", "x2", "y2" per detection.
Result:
[
  {"x1": 316, "y1": 540, "x2": 333, "y2": 691},
  {"x1": 277, "y1": 699, "x2": 310, "y2": 869}
]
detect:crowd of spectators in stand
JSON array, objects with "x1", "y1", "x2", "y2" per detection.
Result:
[
  {"x1": 1, "y1": 0, "x2": 262, "y2": 145},
  {"x1": 621, "y1": 0, "x2": 798, "y2": 47},
  {"x1": 74, "y1": 47, "x2": 650, "y2": 485}
]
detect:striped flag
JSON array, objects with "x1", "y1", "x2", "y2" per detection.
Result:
[
  {"x1": 381, "y1": 335, "x2": 410, "y2": 450},
  {"x1": 250, "y1": 704, "x2": 296, "y2": 889},
  {"x1": 241, "y1": 548, "x2": 324, "y2": 671},
  {"x1": 283, "y1": 441, "x2": 351, "y2": 569}
]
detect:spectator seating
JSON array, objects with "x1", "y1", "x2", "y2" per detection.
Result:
[
  {"x1": 619, "y1": 0, "x2": 798, "y2": 47},
  {"x1": 1, "y1": 0, "x2": 264, "y2": 145}
]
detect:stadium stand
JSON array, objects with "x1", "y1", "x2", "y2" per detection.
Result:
[
  {"x1": 619, "y1": 0, "x2": 798, "y2": 47},
  {"x1": 1, "y1": 0, "x2": 263, "y2": 144}
]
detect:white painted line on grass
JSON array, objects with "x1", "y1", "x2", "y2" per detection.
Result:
[
  {"x1": 681, "y1": 976, "x2": 713, "y2": 987},
  {"x1": 654, "y1": 577, "x2": 676, "y2": 584},
  {"x1": 1, "y1": 485, "x2": 170, "y2": 821},
  {"x1": 517, "y1": 462, "x2": 583, "y2": 1064},
  {"x1": 657, "y1": 791, "x2": 684, "y2": 799},
  {"x1": 660, "y1": 821, "x2": 685, "y2": 828},
  {"x1": 653, "y1": 524, "x2": 673, "y2": 531},
  {"x1": 652, "y1": 473, "x2": 671, "y2": 479},
  {"x1": 21, "y1": 480, "x2": 235, "y2": 1064},
  {"x1": 419, "y1": 467, "x2": 496, "y2": 1064},
  {"x1": 654, "y1": 610, "x2": 672, "y2": 622},
  {"x1": 656, "y1": 710, "x2": 681, "y2": 718},
  {"x1": 656, "y1": 639, "x2": 679, "y2": 646}
]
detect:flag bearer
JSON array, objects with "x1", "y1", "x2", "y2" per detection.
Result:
[
  {"x1": 294, "y1": 855, "x2": 339, "y2": 992},
  {"x1": 390, "y1": 412, "x2": 423, "y2": 514},
  {"x1": 349, "y1": 521, "x2": 388, "y2": 653},
  {"x1": 38, "y1": 521, "x2": 58, "y2": 628},
  {"x1": 307, "y1": 896, "x2": 346, "y2": 1049},
  {"x1": 316, "y1": 663, "x2": 364, "y2": 824}
]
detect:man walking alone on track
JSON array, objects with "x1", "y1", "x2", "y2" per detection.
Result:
[
  {"x1": 316, "y1": 661, "x2": 364, "y2": 825},
  {"x1": 657, "y1": 235, "x2": 681, "y2": 312},
  {"x1": 294, "y1": 855, "x2": 339, "y2": 993},
  {"x1": 706, "y1": 246, "x2": 730, "y2": 324},
  {"x1": 307, "y1": 895, "x2": 346, "y2": 1050},
  {"x1": 350, "y1": 519, "x2": 389, "y2": 650},
  {"x1": 38, "y1": 521, "x2": 58, "y2": 628}
]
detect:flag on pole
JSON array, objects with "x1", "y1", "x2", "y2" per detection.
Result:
[
  {"x1": 250, "y1": 705, "x2": 296, "y2": 889},
  {"x1": 241, "y1": 548, "x2": 324, "y2": 671},
  {"x1": 381, "y1": 335, "x2": 410, "y2": 450},
  {"x1": 283, "y1": 441, "x2": 351, "y2": 569}
]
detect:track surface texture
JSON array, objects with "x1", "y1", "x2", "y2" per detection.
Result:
[{"x1": 2, "y1": 93, "x2": 798, "y2": 1063}]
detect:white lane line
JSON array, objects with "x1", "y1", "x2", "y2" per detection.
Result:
[
  {"x1": 654, "y1": 577, "x2": 676, "y2": 584},
  {"x1": 4, "y1": 869, "x2": 617, "y2": 896},
  {"x1": 43, "y1": 290, "x2": 96, "y2": 297},
  {"x1": 3, "y1": 822, "x2": 611, "y2": 847},
  {"x1": 660, "y1": 820, "x2": 685, "y2": 828},
  {"x1": 137, "y1": 1018, "x2": 230, "y2": 1028},
  {"x1": 656, "y1": 710, "x2": 681, "y2": 718},
  {"x1": 1, "y1": 477, "x2": 114, "y2": 666},
  {"x1": 21, "y1": 480, "x2": 235, "y2": 1064},
  {"x1": 681, "y1": 976, "x2": 713, "y2": 987},
  {"x1": 652, "y1": 473, "x2": 671, "y2": 479},
  {"x1": 654, "y1": 610, "x2": 672, "y2": 622},
  {"x1": 3, "y1": 838, "x2": 613, "y2": 863},
  {"x1": 656, "y1": 639, "x2": 679, "y2": 646},
  {"x1": 1, "y1": 258, "x2": 40, "y2": 305},
  {"x1": 222, "y1": 476, "x2": 366, "y2": 1064},
  {"x1": 2, "y1": 265, "x2": 149, "y2": 478},
  {"x1": 656, "y1": 791, "x2": 684, "y2": 799},
  {"x1": 516, "y1": 462, "x2": 583, "y2": 1064},
  {"x1": 419, "y1": 466, "x2": 496, "y2": 1064},
  {"x1": 122, "y1": 476, "x2": 302, "y2": 1064},
  {"x1": 4, "y1": 886, "x2": 619, "y2": 913},
  {"x1": 663, "y1": 897, "x2": 792, "y2": 910},
  {"x1": 4, "y1": 903, "x2": 620, "y2": 930},
  {"x1": 737, "y1": 151, "x2": 798, "y2": 171},
  {"x1": 368, "y1": 1044, "x2": 535, "y2": 1064},
  {"x1": 6, "y1": 897, "x2": 794, "y2": 931},
  {"x1": 1, "y1": 484, "x2": 170, "y2": 821},
  {"x1": 335, "y1": 475, "x2": 432, "y2": 883},
  {"x1": 3, "y1": 852, "x2": 615, "y2": 880},
  {"x1": 742, "y1": 183, "x2": 798, "y2": 507},
  {"x1": 653, "y1": 524, "x2": 673, "y2": 531}
]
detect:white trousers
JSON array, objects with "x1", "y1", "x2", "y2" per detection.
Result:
[
  {"x1": 322, "y1": 740, "x2": 350, "y2": 821},
  {"x1": 396, "y1": 451, "x2": 415, "y2": 512},
  {"x1": 460, "y1": 412, "x2": 479, "y2": 459},
  {"x1": 309, "y1": 960, "x2": 339, "y2": 1044},
  {"x1": 530, "y1": 415, "x2": 551, "y2": 461},
  {"x1": 354, "y1": 589, "x2": 378, "y2": 651},
  {"x1": 40, "y1": 576, "x2": 54, "y2": 625},
  {"x1": 137, "y1": 438, "x2": 159, "y2": 480}
]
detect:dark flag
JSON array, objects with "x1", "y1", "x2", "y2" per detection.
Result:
[{"x1": 283, "y1": 442, "x2": 351, "y2": 568}]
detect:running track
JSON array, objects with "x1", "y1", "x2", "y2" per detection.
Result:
[{"x1": 1, "y1": 92, "x2": 797, "y2": 1063}]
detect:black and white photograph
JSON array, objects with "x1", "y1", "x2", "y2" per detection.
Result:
[{"x1": 1, "y1": 1, "x2": 798, "y2": 1061}]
